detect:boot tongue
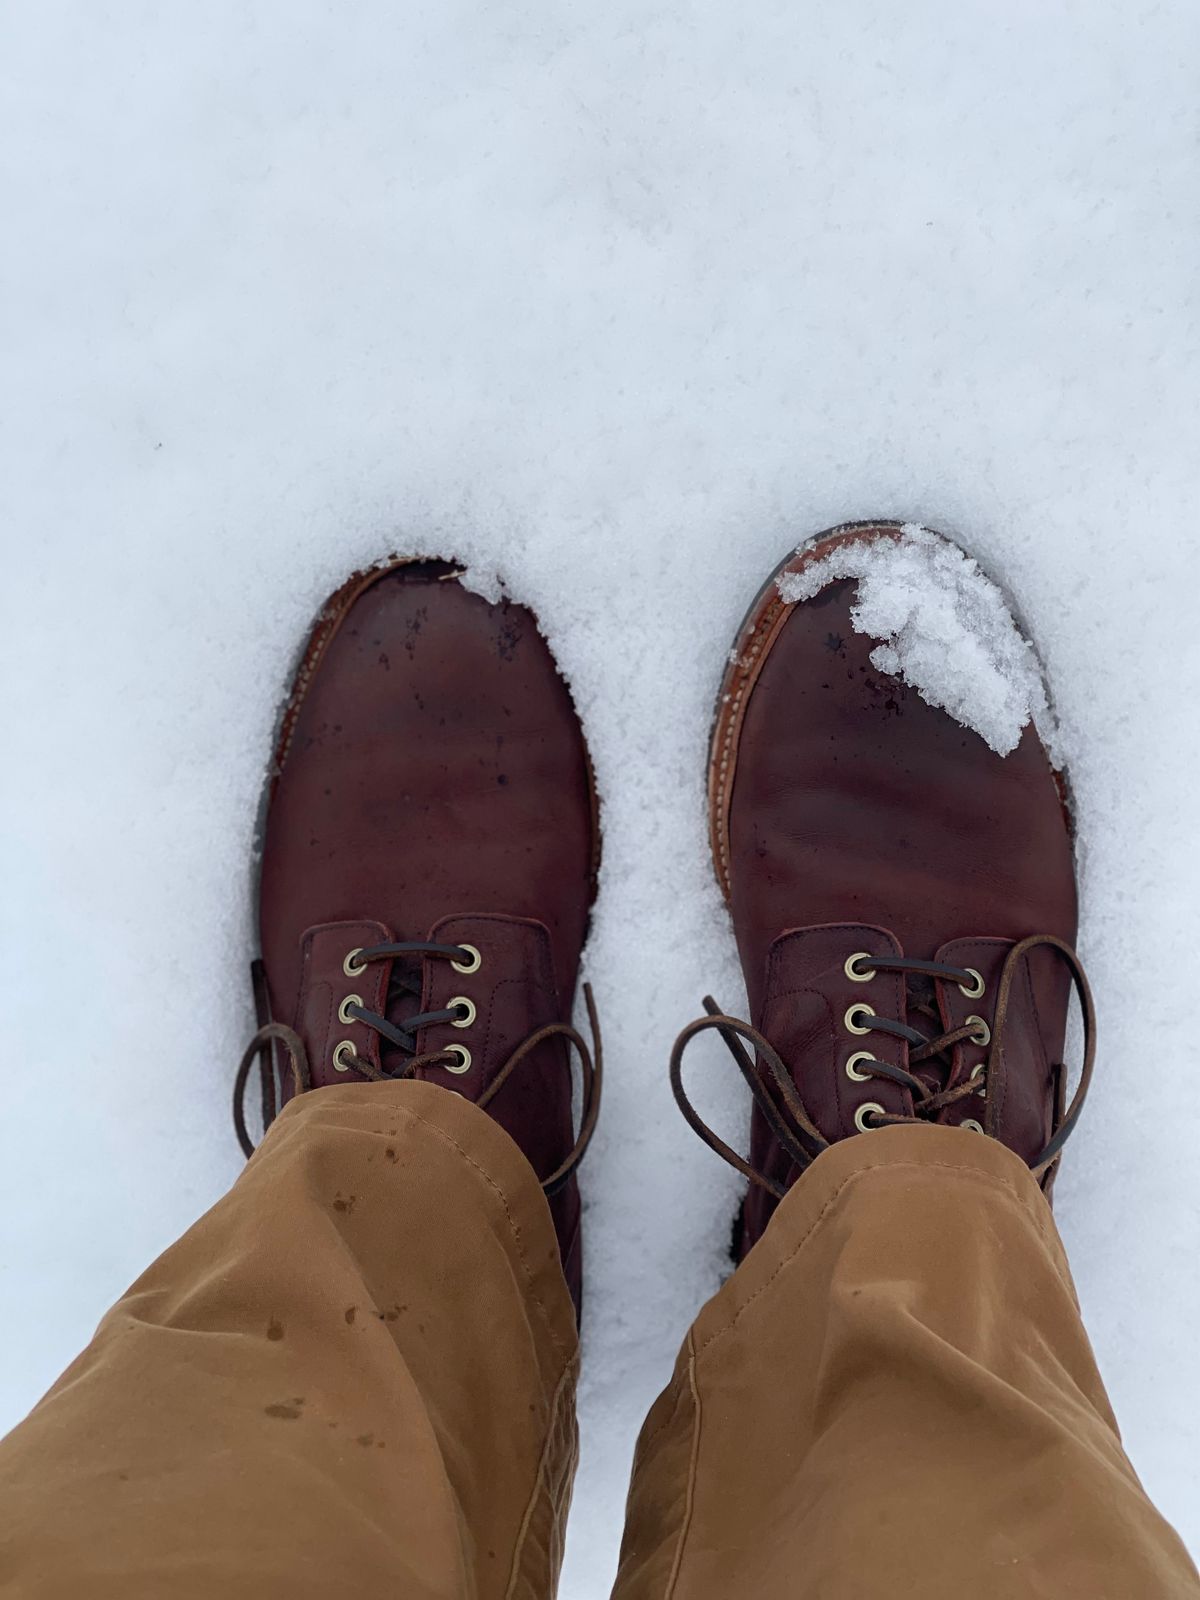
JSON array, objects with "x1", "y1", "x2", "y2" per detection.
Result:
[
  {"x1": 379, "y1": 953, "x2": 428, "y2": 1075},
  {"x1": 902, "y1": 968, "x2": 953, "y2": 1099},
  {"x1": 906, "y1": 966, "x2": 937, "y2": 1034}
]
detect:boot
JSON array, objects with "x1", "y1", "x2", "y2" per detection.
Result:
[
  {"x1": 672, "y1": 521, "x2": 1094, "y2": 1254},
  {"x1": 234, "y1": 557, "x2": 602, "y2": 1311}
]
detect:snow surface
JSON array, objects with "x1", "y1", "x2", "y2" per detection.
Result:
[
  {"x1": 3, "y1": 2, "x2": 1199, "y2": 1586},
  {"x1": 778, "y1": 523, "x2": 1058, "y2": 757}
]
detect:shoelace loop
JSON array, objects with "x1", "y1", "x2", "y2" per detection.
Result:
[
  {"x1": 670, "y1": 933, "x2": 1095, "y2": 1194},
  {"x1": 234, "y1": 941, "x2": 602, "y2": 1196}
]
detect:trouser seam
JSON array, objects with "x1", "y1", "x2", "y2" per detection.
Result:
[
  {"x1": 504, "y1": 1353, "x2": 579, "y2": 1600},
  {"x1": 662, "y1": 1331, "x2": 702, "y2": 1600}
]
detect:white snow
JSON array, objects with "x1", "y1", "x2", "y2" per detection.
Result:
[
  {"x1": 3, "y1": 3, "x2": 1200, "y2": 1588},
  {"x1": 778, "y1": 523, "x2": 1058, "y2": 757}
]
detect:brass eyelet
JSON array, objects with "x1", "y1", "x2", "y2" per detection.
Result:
[
  {"x1": 449, "y1": 996, "x2": 476, "y2": 1029},
  {"x1": 343, "y1": 948, "x2": 368, "y2": 978},
  {"x1": 844, "y1": 952, "x2": 874, "y2": 983},
  {"x1": 844, "y1": 1003, "x2": 875, "y2": 1036},
  {"x1": 444, "y1": 1043, "x2": 472, "y2": 1075},
  {"x1": 854, "y1": 1101, "x2": 885, "y2": 1132},
  {"x1": 958, "y1": 967, "x2": 985, "y2": 999},
  {"x1": 845, "y1": 1051, "x2": 876, "y2": 1082},
  {"x1": 965, "y1": 1015, "x2": 991, "y2": 1047},
  {"x1": 332, "y1": 1040, "x2": 356, "y2": 1074},
  {"x1": 962, "y1": 1118, "x2": 985, "y2": 1134},
  {"x1": 451, "y1": 944, "x2": 482, "y2": 975},
  {"x1": 338, "y1": 994, "x2": 362, "y2": 1025}
]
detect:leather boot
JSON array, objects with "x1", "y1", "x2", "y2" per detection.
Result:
[
  {"x1": 672, "y1": 522, "x2": 1094, "y2": 1255},
  {"x1": 234, "y1": 558, "x2": 602, "y2": 1313}
]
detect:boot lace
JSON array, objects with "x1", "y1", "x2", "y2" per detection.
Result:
[
  {"x1": 234, "y1": 939, "x2": 601, "y2": 1197},
  {"x1": 670, "y1": 933, "x2": 1094, "y2": 1196}
]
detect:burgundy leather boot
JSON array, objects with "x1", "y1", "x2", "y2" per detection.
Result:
[
  {"x1": 671, "y1": 522, "x2": 1095, "y2": 1256},
  {"x1": 234, "y1": 558, "x2": 602, "y2": 1313}
]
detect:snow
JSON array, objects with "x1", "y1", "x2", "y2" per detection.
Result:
[
  {"x1": 778, "y1": 523, "x2": 1058, "y2": 757},
  {"x1": 3, "y1": 1, "x2": 1199, "y2": 1586}
]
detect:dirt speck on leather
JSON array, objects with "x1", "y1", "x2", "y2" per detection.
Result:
[
  {"x1": 497, "y1": 620, "x2": 521, "y2": 662},
  {"x1": 265, "y1": 1402, "x2": 303, "y2": 1420},
  {"x1": 266, "y1": 1318, "x2": 285, "y2": 1341}
]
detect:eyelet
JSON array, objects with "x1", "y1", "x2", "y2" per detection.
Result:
[
  {"x1": 965, "y1": 1015, "x2": 991, "y2": 1047},
  {"x1": 845, "y1": 1051, "x2": 876, "y2": 1082},
  {"x1": 451, "y1": 944, "x2": 482, "y2": 975},
  {"x1": 969, "y1": 1061, "x2": 987, "y2": 1098},
  {"x1": 338, "y1": 994, "x2": 362, "y2": 1025},
  {"x1": 844, "y1": 952, "x2": 874, "y2": 983},
  {"x1": 962, "y1": 1118, "x2": 985, "y2": 1133},
  {"x1": 343, "y1": 948, "x2": 368, "y2": 978},
  {"x1": 844, "y1": 1003, "x2": 875, "y2": 1036},
  {"x1": 958, "y1": 967, "x2": 985, "y2": 999},
  {"x1": 854, "y1": 1102, "x2": 885, "y2": 1132},
  {"x1": 449, "y1": 996, "x2": 476, "y2": 1029},
  {"x1": 332, "y1": 1040, "x2": 356, "y2": 1074},
  {"x1": 444, "y1": 1043, "x2": 472, "y2": 1075}
]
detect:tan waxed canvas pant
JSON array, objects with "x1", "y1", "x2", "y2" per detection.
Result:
[{"x1": 0, "y1": 1080, "x2": 1196, "y2": 1600}]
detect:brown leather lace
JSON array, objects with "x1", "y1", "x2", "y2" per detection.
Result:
[
  {"x1": 234, "y1": 942, "x2": 602, "y2": 1197},
  {"x1": 670, "y1": 933, "x2": 1095, "y2": 1196}
]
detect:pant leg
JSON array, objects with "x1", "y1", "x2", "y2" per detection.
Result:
[
  {"x1": 0, "y1": 1080, "x2": 578, "y2": 1600},
  {"x1": 613, "y1": 1123, "x2": 1198, "y2": 1600}
]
